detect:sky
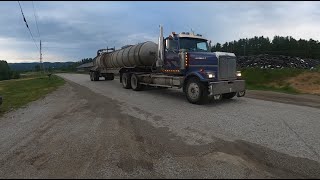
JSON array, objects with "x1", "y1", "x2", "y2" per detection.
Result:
[{"x1": 1, "y1": 1, "x2": 320, "y2": 63}]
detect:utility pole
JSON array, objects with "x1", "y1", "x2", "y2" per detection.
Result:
[{"x1": 40, "y1": 40, "x2": 44, "y2": 73}]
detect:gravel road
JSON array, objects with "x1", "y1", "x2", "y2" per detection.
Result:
[{"x1": 0, "y1": 73, "x2": 319, "y2": 178}]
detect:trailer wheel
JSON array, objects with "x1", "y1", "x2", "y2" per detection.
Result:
[
  {"x1": 122, "y1": 73, "x2": 131, "y2": 89},
  {"x1": 94, "y1": 72, "x2": 99, "y2": 81},
  {"x1": 131, "y1": 74, "x2": 142, "y2": 91},
  {"x1": 222, "y1": 92, "x2": 236, "y2": 99},
  {"x1": 90, "y1": 72, "x2": 93, "y2": 81},
  {"x1": 185, "y1": 77, "x2": 208, "y2": 104}
]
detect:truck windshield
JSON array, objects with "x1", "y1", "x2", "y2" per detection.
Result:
[{"x1": 179, "y1": 38, "x2": 209, "y2": 52}]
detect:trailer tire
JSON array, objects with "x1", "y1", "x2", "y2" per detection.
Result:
[
  {"x1": 94, "y1": 72, "x2": 99, "y2": 81},
  {"x1": 222, "y1": 92, "x2": 236, "y2": 99},
  {"x1": 122, "y1": 73, "x2": 131, "y2": 89},
  {"x1": 90, "y1": 72, "x2": 93, "y2": 81},
  {"x1": 131, "y1": 74, "x2": 142, "y2": 91},
  {"x1": 185, "y1": 77, "x2": 208, "y2": 104}
]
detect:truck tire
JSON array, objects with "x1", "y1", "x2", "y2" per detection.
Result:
[
  {"x1": 94, "y1": 72, "x2": 99, "y2": 81},
  {"x1": 90, "y1": 72, "x2": 93, "y2": 81},
  {"x1": 185, "y1": 77, "x2": 208, "y2": 104},
  {"x1": 122, "y1": 73, "x2": 131, "y2": 89},
  {"x1": 131, "y1": 74, "x2": 142, "y2": 91},
  {"x1": 222, "y1": 92, "x2": 236, "y2": 99}
]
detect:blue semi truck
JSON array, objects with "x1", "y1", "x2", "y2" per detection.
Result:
[{"x1": 90, "y1": 25, "x2": 246, "y2": 104}]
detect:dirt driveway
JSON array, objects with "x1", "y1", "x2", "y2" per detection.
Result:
[{"x1": 0, "y1": 79, "x2": 319, "y2": 178}]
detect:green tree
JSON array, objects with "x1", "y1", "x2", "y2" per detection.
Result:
[
  {"x1": 0, "y1": 60, "x2": 11, "y2": 80},
  {"x1": 211, "y1": 35, "x2": 320, "y2": 59},
  {"x1": 11, "y1": 71, "x2": 20, "y2": 79}
]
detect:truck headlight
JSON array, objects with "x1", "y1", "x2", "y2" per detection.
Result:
[
  {"x1": 207, "y1": 73, "x2": 215, "y2": 79},
  {"x1": 236, "y1": 71, "x2": 242, "y2": 77}
]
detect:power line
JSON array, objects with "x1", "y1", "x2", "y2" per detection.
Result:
[
  {"x1": 17, "y1": 1, "x2": 39, "y2": 50},
  {"x1": 42, "y1": 46, "x2": 90, "y2": 49},
  {"x1": 32, "y1": 1, "x2": 41, "y2": 39}
]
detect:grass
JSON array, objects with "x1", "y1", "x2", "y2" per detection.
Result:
[
  {"x1": 241, "y1": 68, "x2": 307, "y2": 94},
  {"x1": 245, "y1": 83, "x2": 299, "y2": 94},
  {"x1": 0, "y1": 74, "x2": 65, "y2": 115},
  {"x1": 20, "y1": 71, "x2": 46, "y2": 78}
]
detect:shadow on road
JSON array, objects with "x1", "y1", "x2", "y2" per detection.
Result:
[{"x1": 139, "y1": 86, "x2": 243, "y2": 106}]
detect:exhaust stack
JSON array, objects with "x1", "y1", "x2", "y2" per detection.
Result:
[{"x1": 156, "y1": 25, "x2": 164, "y2": 68}]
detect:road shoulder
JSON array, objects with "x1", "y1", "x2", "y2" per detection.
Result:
[{"x1": 246, "y1": 90, "x2": 320, "y2": 109}]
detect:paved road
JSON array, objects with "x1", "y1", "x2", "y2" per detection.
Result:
[{"x1": 0, "y1": 73, "x2": 319, "y2": 178}]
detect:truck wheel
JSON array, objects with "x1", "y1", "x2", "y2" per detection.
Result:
[
  {"x1": 122, "y1": 73, "x2": 131, "y2": 89},
  {"x1": 222, "y1": 92, "x2": 236, "y2": 99},
  {"x1": 94, "y1": 72, "x2": 99, "y2": 81},
  {"x1": 185, "y1": 77, "x2": 208, "y2": 104},
  {"x1": 131, "y1": 74, "x2": 142, "y2": 91},
  {"x1": 90, "y1": 72, "x2": 93, "y2": 81}
]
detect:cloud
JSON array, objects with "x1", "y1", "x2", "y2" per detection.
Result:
[{"x1": 1, "y1": 1, "x2": 320, "y2": 63}]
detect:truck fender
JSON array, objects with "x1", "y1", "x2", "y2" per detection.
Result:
[
  {"x1": 183, "y1": 72, "x2": 207, "y2": 93},
  {"x1": 185, "y1": 72, "x2": 207, "y2": 81}
]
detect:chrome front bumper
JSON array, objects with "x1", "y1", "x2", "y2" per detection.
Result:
[{"x1": 208, "y1": 80, "x2": 246, "y2": 96}]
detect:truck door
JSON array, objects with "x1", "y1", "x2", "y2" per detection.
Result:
[{"x1": 164, "y1": 38, "x2": 180, "y2": 70}]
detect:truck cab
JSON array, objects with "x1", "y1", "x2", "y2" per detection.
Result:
[{"x1": 158, "y1": 28, "x2": 246, "y2": 104}]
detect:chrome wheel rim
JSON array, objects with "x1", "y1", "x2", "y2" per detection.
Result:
[
  {"x1": 238, "y1": 91, "x2": 245, "y2": 97},
  {"x1": 214, "y1": 94, "x2": 222, "y2": 100},
  {"x1": 188, "y1": 83, "x2": 200, "y2": 100}
]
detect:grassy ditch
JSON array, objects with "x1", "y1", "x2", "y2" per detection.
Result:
[
  {"x1": 241, "y1": 67, "x2": 320, "y2": 94},
  {"x1": 0, "y1": 74, "x2": 65, "y2": 116}
]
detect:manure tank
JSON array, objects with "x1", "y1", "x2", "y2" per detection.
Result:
[{"x1": 95, "y1": 41, "x2": 158, "y2": 69}]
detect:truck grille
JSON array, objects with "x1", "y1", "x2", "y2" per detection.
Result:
[{"x1": 218, "y1": 56, "x2": 236, "y2": 80}]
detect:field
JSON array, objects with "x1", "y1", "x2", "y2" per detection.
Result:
[
  {"x1": 0, "y1": 73, "x2": 65, "y2": 115},
  {"x1": 242, "y1": 67, "x2": 320, "y2": 95}
]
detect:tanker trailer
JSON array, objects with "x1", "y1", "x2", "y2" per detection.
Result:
[
  {"x1": 90, "y1": 25, "x2": 246, "y2": 105},
  {"x1": 89, "y1": 42, "x2": 157, "y2": 81}
]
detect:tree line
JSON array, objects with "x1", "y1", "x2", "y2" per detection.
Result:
[
  {"x1": 31, "y1": 58, "x2": 94, "y2": 72},
  {"x1": 54, "y1": 58, "x2": 93, "y2": 72},
  {"x1": 0, "y1": 60, "x2": 20, "y2": 81},
  {"x1": 211, "y1": 36, "x2": 320, "y2": 59}
]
